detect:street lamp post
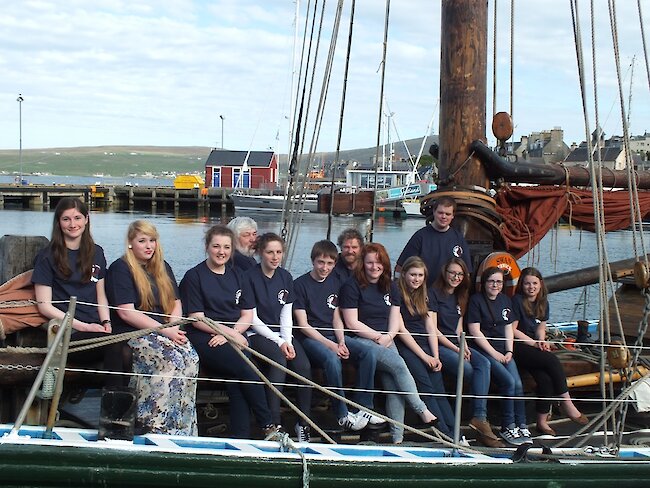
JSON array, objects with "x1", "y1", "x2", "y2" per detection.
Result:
[
  {"x1": 17, "y1": 94, "x2": 24, "y2": 184},
  {"x1": 219, "y1": 115, "x2": 225, "y2": 149}
]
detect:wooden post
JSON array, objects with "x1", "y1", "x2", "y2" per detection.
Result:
[
  {"x1": 438, "y1": 0, "x2": 493, "y2": 262},
  {"x1": 0, "y1": 235, "x2": 49, "y2": 284},
  {"x1": 439, "y1": 0, "x2": 488, "y2": 189}
]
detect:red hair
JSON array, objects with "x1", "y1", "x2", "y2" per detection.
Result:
[{"x1": 354, "y1": 242, "x2": 392, "y2": 293}]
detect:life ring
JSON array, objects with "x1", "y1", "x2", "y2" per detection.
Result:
[{"x1": 475, "y1": 251, "x2": 521, "y2": 297}]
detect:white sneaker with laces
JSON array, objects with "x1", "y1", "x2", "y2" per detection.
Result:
[
  {"x1": 518, "y1": 426, "x2": 533, "y2": 444},
  {"x1": 360, "y1": 410, "x2": 386, "y2": 425},
  {"x1": 338, "y1": 411, "x2": 368, "y2": 431}
]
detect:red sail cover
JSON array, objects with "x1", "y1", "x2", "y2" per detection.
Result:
[{"x1": 496, "y1": 185, "x2": 650, "y2": 258}]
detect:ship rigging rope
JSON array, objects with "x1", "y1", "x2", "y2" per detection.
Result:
[
  {"x1": 639, "y1": 0, "x2": 650, "y2": 94},
  {"x1": 326, "y1": 0, "x2": 357, "y2": 241},
  {"x1": 369, "y1": 0, "x2": 391, "y2": 243},
  {"x1": 281, "y1": 0, "x2": 321, "y2": 255}
]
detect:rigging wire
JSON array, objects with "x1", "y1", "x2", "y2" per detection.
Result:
[
  {"x1": 369, "y1": 0, "x2": 391, "y2": 243},
  {"x1": 327, "y1": 0, "x2": 356, "y2": 241},
  {"x1": 639, "y1": 0, "x2": 650, "y2": 94}
]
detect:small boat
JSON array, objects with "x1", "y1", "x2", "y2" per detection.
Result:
[
  {"x1": 401, "y1": 198, "x2": 424, "y2": 217},
  {"x1": 230, "y1": 191, "x2": 318, "y2": 213}
]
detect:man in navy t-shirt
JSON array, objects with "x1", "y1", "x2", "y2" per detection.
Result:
[
  {"x1": 332, "y1": 228, "x2": 364, "y2": 282},
  {"x1": 294, "y1": 240, "x2": 379, "y2": 430},
  {"x1": 227, "y1": 216, "x2": 259, "y2": 271},
  {"x1": 396, "y1": 196, "x2": 472, "y2": 285}
]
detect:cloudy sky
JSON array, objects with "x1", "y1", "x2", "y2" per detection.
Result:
[{"x1": 0, "y1": 0, "x2": 648, "y2": 152}]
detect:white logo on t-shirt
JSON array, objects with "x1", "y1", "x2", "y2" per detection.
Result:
[{"x1": 384, "y1": 294, "x2": 391, "y2": 306}]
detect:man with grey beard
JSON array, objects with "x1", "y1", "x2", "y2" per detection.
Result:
[{"x1": 227, "y1": 216, "x2": 259, "y2": 271}]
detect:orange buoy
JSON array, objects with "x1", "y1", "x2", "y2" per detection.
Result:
[{"x1": 475, "y1": 251, "x2": 521, "y2": 297}]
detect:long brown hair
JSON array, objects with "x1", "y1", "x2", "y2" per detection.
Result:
[
  {"x1": 50, "y1": 197, "x2": 95, "y2": 282},
  {"x1": 433, "y1": 257, "x2": 471, "y2": 315},
  {"x1": 354, "y1": 242, "x2": 392, "y2": 293},
  {"x1": 514, "y1": 267, "x2": 548, "y2": 320},
  {"x1": 123, "y1": 220, "x2": 176, "y2": 317},
  {"x1": 398, "y1": 256, "x2": 429, "y2": 319}
]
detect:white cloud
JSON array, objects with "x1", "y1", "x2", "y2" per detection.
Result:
[{"x1": 0, "y1": 0, "x2": 647, "y2": 153}]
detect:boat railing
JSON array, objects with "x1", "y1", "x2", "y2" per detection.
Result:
[{"x1": 3, "y1": 296, "x2": 650, "y2": 452}]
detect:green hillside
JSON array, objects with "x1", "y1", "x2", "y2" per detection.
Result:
[{"x1": 0, "y1": 146, "x2": 211, "y2": 177}]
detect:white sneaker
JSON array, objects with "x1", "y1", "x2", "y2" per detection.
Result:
[
  {"x1": 518, "y1": 426, "x2": 533, "y2": 444},
  {"x1": 338, "y1": 411, "x2": 368, "y2": 431},
  {"x1": 360, "y1": 410, "x2": 386, "y2": 425}
]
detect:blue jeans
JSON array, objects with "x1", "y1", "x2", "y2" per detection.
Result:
[
  {"x1": 349, "y1": 337, "x2": 427, "y2": 443},
  {"x1": 397, "y1": 342, "x2": 455, "y2": 436},
  {"x1": 480, "y1": 352, "x2": 527, "y2": 428},
  {"x1": 438, "y1": 345, "x2": 491, "y2": 420},
  {"x1": 300, "y1": 335, "x2": 377, "y2": 419}
]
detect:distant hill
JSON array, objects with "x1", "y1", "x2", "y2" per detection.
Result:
[
  {"x1": 0, "y1": 146, "x2": 211, "y2": 177},
  {"x1": 0, "y1": 137, "x2": 438, "y2": 177}
]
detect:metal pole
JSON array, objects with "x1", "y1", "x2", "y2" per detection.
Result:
[
  {"x1": 44, "y1": 297, "x2": 76, "y2": 438},
  {"x1": 17, "y1": 94, "x2": 23, "y2": 184},
  {"x1": 220, "y1": 115, "x2": 225, "y2": 149},
  {"x1": 8, "y1": 298, "x2": 76, "y2": 437},
  {"x1": 453, "y1": 332, "x2": 466, "y2": 450}
]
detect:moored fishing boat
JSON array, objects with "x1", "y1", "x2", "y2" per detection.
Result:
[{"x1": 230, "y1": 191, "x2": 319, "y2": 213}]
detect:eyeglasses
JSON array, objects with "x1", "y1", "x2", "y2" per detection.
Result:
[
  {"x1": 446, "y1": 270, "x2": 465, "y2": 278},
  {"x1": 486, "y1": 279, "x2": 504, "y2": 286}
]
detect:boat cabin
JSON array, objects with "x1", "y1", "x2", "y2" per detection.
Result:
[
  {"x1": 204, "y1": 150, "x2": 278, "y2": 189},
  {"x1": 345, "y1": 160, "x2": 416, "y2": 189}
]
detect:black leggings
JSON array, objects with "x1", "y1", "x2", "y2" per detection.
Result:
[
  {"x1": 68, "y1": 331, "x2": 130, "y2": 388},
  {"x1": 514, "y1": 342, "x2": 569, "y2": 414},
  {"x1": 249, "y1": 334, "x2": 312, "y2": 426}
]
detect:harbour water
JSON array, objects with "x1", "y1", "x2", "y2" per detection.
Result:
[{"x1": 1, "y1": 206, "x2": 645, "y2": 323}]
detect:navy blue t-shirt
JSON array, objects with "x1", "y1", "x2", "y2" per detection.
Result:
[
  {"x1": 242, "y1": 264, "x2": 294, "y2": 332},
  {"x1": 32, "y1": 244, "x2": 107, "y2": 324},
  {"x1": 293, "y1": 271, "x2": 343, "y2": 341},
  {"x1": 232, "y1": 250, "x2": 257, "y2": 272},
  {"x1": 429, "y1": 287, "x2": 462, "y2": 346},
  {"x1": 179, "y1": 261, "x2": 253, "y2": 329},
  {"x1": 332, "y1": 256, "x2": 354, "y2": 283},
  {"x1": 512, "y1": 294, "x2": 549, "y2": 339},
  {"x1": 339, "y1": 279, "x2": 401, "y2": 333},
  {"x1": 467, "y1": 292, "x2": 518, "y2": 353},
  {"x1": 400, "y1": 296, "x2": 431, "y2": 348},
  {"x1": 105, "y1": 257, "x2": 179, "y2": 331},
  {"x1": 397, "y1": 225, "x2": 472, "y2": 285}
]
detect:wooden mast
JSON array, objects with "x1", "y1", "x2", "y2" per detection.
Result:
[{"x1": 438, "y1": 0, "x2": 494, "y2": 263}]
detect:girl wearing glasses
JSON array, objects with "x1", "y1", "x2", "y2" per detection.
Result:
[
  {"x1": 512, "y1": 267, "x2": 587, "y2": 436},
  {"x1": 430, "y1": 258, "x2": 501, "y2": 447},
  {"x1": 467, "y1": 266, "x2": 531, "y2": 446}
]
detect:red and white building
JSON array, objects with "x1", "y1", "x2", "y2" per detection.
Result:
[{"x1": 204, "y1": 150, "x2": 279, "y2": 189}]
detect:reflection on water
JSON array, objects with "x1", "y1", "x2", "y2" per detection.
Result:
[{"x1": 0, "y1": 208, "x2": 643, "y2": 322}]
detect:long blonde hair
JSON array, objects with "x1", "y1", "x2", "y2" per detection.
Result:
[
  {"x1": 123, "y1": 220, "x2": 176, "y2": 317},
  {"x1": 397, "y1": 256, "x2": 429, "y2": 319}
]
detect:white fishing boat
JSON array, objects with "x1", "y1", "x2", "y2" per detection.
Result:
[
  {"x1": 401, "y1": 198, "x2": 424, "y2": 217},
  {"x1": 230, "y1": 191, "x2": 319, "y2": 213}
]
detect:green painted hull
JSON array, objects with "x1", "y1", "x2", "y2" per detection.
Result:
[{"x1": 1, "y1": 443, "x2": 650, "y2": 487}]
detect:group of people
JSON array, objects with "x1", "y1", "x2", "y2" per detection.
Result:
[{"x1": 31, "y1": 195, "x2": 587, "y2": 447}]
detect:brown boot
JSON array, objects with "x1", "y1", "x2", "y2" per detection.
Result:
[
  {"x1": 478, "y1": 433, "x2": 506, "y2": 448},
  {"x1": 469, "y1": 417, "x2": 498, "y2": 441}
]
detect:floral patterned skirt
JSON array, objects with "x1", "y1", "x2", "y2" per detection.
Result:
[{"x1": 128, "y1": 333, "x2": 199, "y2": 435}]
